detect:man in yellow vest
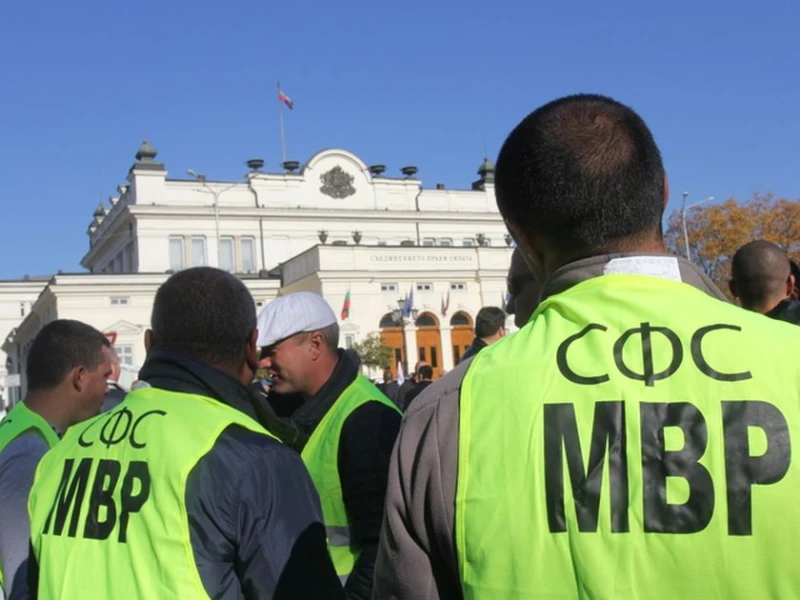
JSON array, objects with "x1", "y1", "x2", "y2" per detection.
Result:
[
  {"x1": 0, "y1": 319, "x2": 112, "y2": 598},
  {"x1": 256, "y1": 292, "x2": 401, "y2": 599},
  {"x1": 27, "y1": 268, "x2": 344, "y2": 599},
  {"x1": 374, "y1": 94, "x2": 800, "y2": 599}
]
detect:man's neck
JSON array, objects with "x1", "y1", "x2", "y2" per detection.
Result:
[
  {"x1": 748, "y1": 295, "x2": 788, "y2": 315},
  {"x1": 24, "y1": 390, "x2": 71, "y2": 433},
  {"x1": 481, "y1": 334, "x2": 501, "y2": 345}
]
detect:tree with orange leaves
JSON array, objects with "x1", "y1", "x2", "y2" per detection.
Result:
[{"x1": 665, "y1": 193, "x2": 800, "y2": 294}]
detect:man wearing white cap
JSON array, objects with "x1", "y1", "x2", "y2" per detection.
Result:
[{"x1": 257, "y1": 292, "x2": 401, "y2": 599}]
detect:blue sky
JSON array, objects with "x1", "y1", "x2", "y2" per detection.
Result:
[{"x1": 1, "y1": 0, "x2": 797, "y2": 279}]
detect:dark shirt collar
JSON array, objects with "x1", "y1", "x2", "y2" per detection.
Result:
[
  {"x1": 766, "y1": 299, "x2": 800, "y2": 325},
  {"x1": 540, "y1": 253, "x2": 728, "y2": 303},
  {"x1": 291, "y1": 349, "x2": 358, "y2": 436},
  {"x1": 138, "y1": 349, "x2": 260, "y2": 422}
]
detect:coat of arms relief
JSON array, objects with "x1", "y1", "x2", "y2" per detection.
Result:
[{"x1": 320, "y1": 166, "x2": 356, "y2": 199}]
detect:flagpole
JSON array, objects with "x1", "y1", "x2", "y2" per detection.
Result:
[{"x1": 277, "y1": 82, "x2": 287, "y2": 164}]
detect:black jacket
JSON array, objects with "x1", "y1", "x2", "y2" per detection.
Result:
[
  {"x1": 265, "y1": 352, "x2": 402, "y2": 600},
  {"x1": 459, "y1": 337, "x2": 488, "y2": 363},
  {"x1": 23, "y1": 350, "x2": 344, "y2": 600},
  {"x1": 767, "y1": 299, "x2": 800, "y2": 326}
]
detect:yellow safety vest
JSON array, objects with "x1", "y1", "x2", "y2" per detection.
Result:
[
  {"x1": 28, "y1": 386, "x2": 274, "y2": 599},
  {"x1": 301, "y1": 373, "x2": 399, "y2": 582},
  {"x1": 0, "y1": 402, "x2": 60, "y2": 591},
  {"x1": 456, "y1": 274, "x2": 800, "y2": 599}
]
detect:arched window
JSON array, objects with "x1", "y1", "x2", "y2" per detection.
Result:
[
  {"x1": 379, "y1": 313, "x2": 397, "y2": 328},
  {"x1": 415, "y1": 313, "x2": 438, "y2": 327},
  {"x1": 450, "y1": 311, "x2": 471, "y2": 326}
]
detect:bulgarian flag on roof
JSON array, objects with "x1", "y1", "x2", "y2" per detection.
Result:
[{"x1": 341, "y1": 289, "x2": 351, "y2": 320}]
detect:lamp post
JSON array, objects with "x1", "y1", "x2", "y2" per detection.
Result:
[
  {"x1": 681, "y1": 193, "x2": 715, "y2": 261},
  {"x1": 391, "y1": 298, "x2": 418, "y2": 375},
  {"x1": 187, "y1": 170, "x2": 239, "y2": 267}
]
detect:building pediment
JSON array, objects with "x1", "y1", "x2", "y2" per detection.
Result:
[{"x1": 103, "y1": 320, "x2": 143, "y2": 335}]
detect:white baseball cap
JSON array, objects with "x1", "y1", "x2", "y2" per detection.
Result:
[{"x1": 256, "y1": 292, "x2": 338, "y2": 348}]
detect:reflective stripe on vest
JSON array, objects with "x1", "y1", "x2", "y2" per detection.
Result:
[
  {"x1": 301, "y1": 373, "x2": 399, "y2": 580},
  {"x1": 28, "y1": 387, "x2": 275, "y2": 599},
  {"x1": 0, "y1": 402, "x2": 59, "y2": 592},
  {"x1": 456, "y1": 274, "x2": 800, "y2": 599}
]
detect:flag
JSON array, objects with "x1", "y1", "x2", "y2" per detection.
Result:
[
  {"x1": 397, "y1": 361, "x2": 405, "y2": 386},
  {"x1": 340, "y1": 289, "x2": 351, "y2": 320},
  {"x1": 278, "y1": 88, "x2": 294, "y2": 110},
  {"x1": 503, "y1": 291, "x2": 511, "y2": 311},
  {"x1": 402, "y1": 287, "x2": 415, "y2": 318},
  {"x1": 440, "y1": 290, "x2": 450, "y2": 316}
]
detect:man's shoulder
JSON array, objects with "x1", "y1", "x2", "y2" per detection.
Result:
[{"x1": 0, "y1": 431, "x2": 49, "y2": 477}]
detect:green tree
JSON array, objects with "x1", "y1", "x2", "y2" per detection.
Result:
[
  {"x1": 352, "y1": 332, "x2": 393, "y2": 370},
  {"x1": 665, "y1": 193, "x2": 800, "y2": 295}
]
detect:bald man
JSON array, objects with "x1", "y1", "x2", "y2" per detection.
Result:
[{"x1": 730, "y1": 240, "x2": 800, "y2": 325}]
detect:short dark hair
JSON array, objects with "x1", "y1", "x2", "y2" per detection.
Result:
[
  {"x1": 495, "y1": 94, "x2": 665, "y2": 255},
  {"x1": 475, "y1": 306, "x2": 506, "y2": 338},
  {"x1": 731, "y1": 240, "x2": 791, "y2": 307},
  {"x1": 418, "y1": 365, "x2": 433, "y2": 380},
  {"x1": 150, "y1": 267, "x2": 256, "y2": 372},
  {"x1": 26, "y1": 320, "x2": 110, "y2": 393}
]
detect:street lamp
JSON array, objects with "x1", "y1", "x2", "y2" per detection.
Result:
[
  {"x1": 391, "y1": 298, "x2": 418, "y2": 374},
  {"x1": 187, "y1": 170, "x2": 239, "y2": 268},
  {"x1": 681, "y1": 193, "x2": 715, "y2": 261}
]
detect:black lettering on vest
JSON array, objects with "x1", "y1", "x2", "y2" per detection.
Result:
[
  {"x1": 544, "y1": 402, "x2": 628, "y2": 533},
  {"x1": 641, "y1": 402, "x2": 714, "y2": 533},
  {"x1": 83, "y1": 459, "x2": 122, "y2": 540},
  {"x1": 691, "y1": 325, "x2": 752, "y2": 382},
  {"x1": 118, "y1": 461, "x2": 151, "y2": 543},
  {"x1": 614, "y1": 323, "x2": 682, "y2": 388},
  {"x1": 556, "y1": 324, "x2": 610, "y2": 385},
  {"x1": 722, "y1": 401, "x2": 791, "y2": 535},
  {"x1": 43, "y1": 458, "x2": 92, "y2": 537}
]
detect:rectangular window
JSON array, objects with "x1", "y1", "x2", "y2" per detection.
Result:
[
  {"x1": 110, "y1": 297, "x2": 130, "y2": 306},
  {"x1": 381, "y1": 283, "x2": 398, "y2": 293},
  {"x1": 419, "y1": 347, "x2": 426, "y2": 362},
  {"x1": 440, "y1": 238, "x2": 453, "y2": 247},
  {"x1": 453, "y1": 345, "x2": 461, "y2": 364},
  {"x1": 430, "y1": 347, "x2": 438, "y2": 368},
  {"x1": 394, "y1": 348, "x2": 402, "y2": 365},
  {"x1": 241, "y1": 237, "x2": 256, "y2": 272},
  {"x1": 422, "y1": 238, "x2": 436, "y2": 247},
  {"x1": 191, "y1": 237, "x2": 206, "y2": 267},
  {"x1": 416, "y1": 282, "x2": 433, "y2": 292},
  {"x1": 169, "y1": 237, "x2": 185, "y2": 271},
  {"x1": 345, "y1": 335, "x2": 355, "y2": 349},
  {"x1": 116, "y1": 345, "x2": 134, "y2": 367},
  {"x1": 462, "y1": 238, "x2": 474, "y2": 247},
  {"x1": 219, "y1": 237, "x2": 235, "y2": 272},
  {"x1": 450, "y1": 282, "x2": 466, "y2": 291}
]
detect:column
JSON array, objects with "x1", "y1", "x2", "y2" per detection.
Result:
[
  {"x1": 440, "y1": 326, "x2": 454, "y2": 373},
  {"x1": 403, "y1": 321, "x2": 418, "y2": 375}
]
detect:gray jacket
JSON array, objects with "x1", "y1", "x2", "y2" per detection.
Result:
[{"x1": 372, "y1": 254, "x2": 727, "y2": 599}]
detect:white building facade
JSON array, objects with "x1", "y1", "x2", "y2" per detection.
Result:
[{"x1": 2, "y1": 143, "x2": 515, "y2": 400}]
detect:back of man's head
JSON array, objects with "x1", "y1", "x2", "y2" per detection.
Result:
[
  {"x1": 496, "y1": 94, "x2": 666, "y2": 261},
  {"x1": 730, "y1": 240, "x2": 792, "y2": 312},
  {"x1": 383, "y1": 370, "x2": 393, "y2": 383},
  {"x1": 475, "y1": 306, "x2": 507, "y2": 340},
  {"x1": 150, "y1": 267, "x2": 256, "y2": 373},
  {"x1": 27, "y1": 319, "x2": 110, "y2": 393},
  {"x1": 418, "y1": 365, "x2": 433, "y2": 380}
]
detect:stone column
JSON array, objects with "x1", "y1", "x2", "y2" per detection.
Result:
[{"x1": 440, "y1": 326, "x2": 454, "y2": 372}]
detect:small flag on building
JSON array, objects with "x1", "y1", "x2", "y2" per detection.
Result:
[
  {"x1": 341, "y1": 289, "x2": 351, "y2": 320},
  {"x1": 441, "y1": 290, "x2": 450, "y2": 316},
  {"x1": 278, "y1": 88, "x2": 294, "y2": 110},
  {"x1": 402, "y1": 287, "x2": 415, "y2": 318}
]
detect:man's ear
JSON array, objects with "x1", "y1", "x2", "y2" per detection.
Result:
[
  {"x1": 71, "y1": 366, "x2": 87, "y2": 393},
  {"x1": 663, "y1": 173, "x2": 670, "y2": 210},
  {"x1": 245, "y1": 329, "x2": 260, "y2": 372}
]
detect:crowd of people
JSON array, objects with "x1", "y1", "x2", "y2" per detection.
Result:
[{"x1": 0, "y1": 93, "x2": 799, "y2": 599}]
